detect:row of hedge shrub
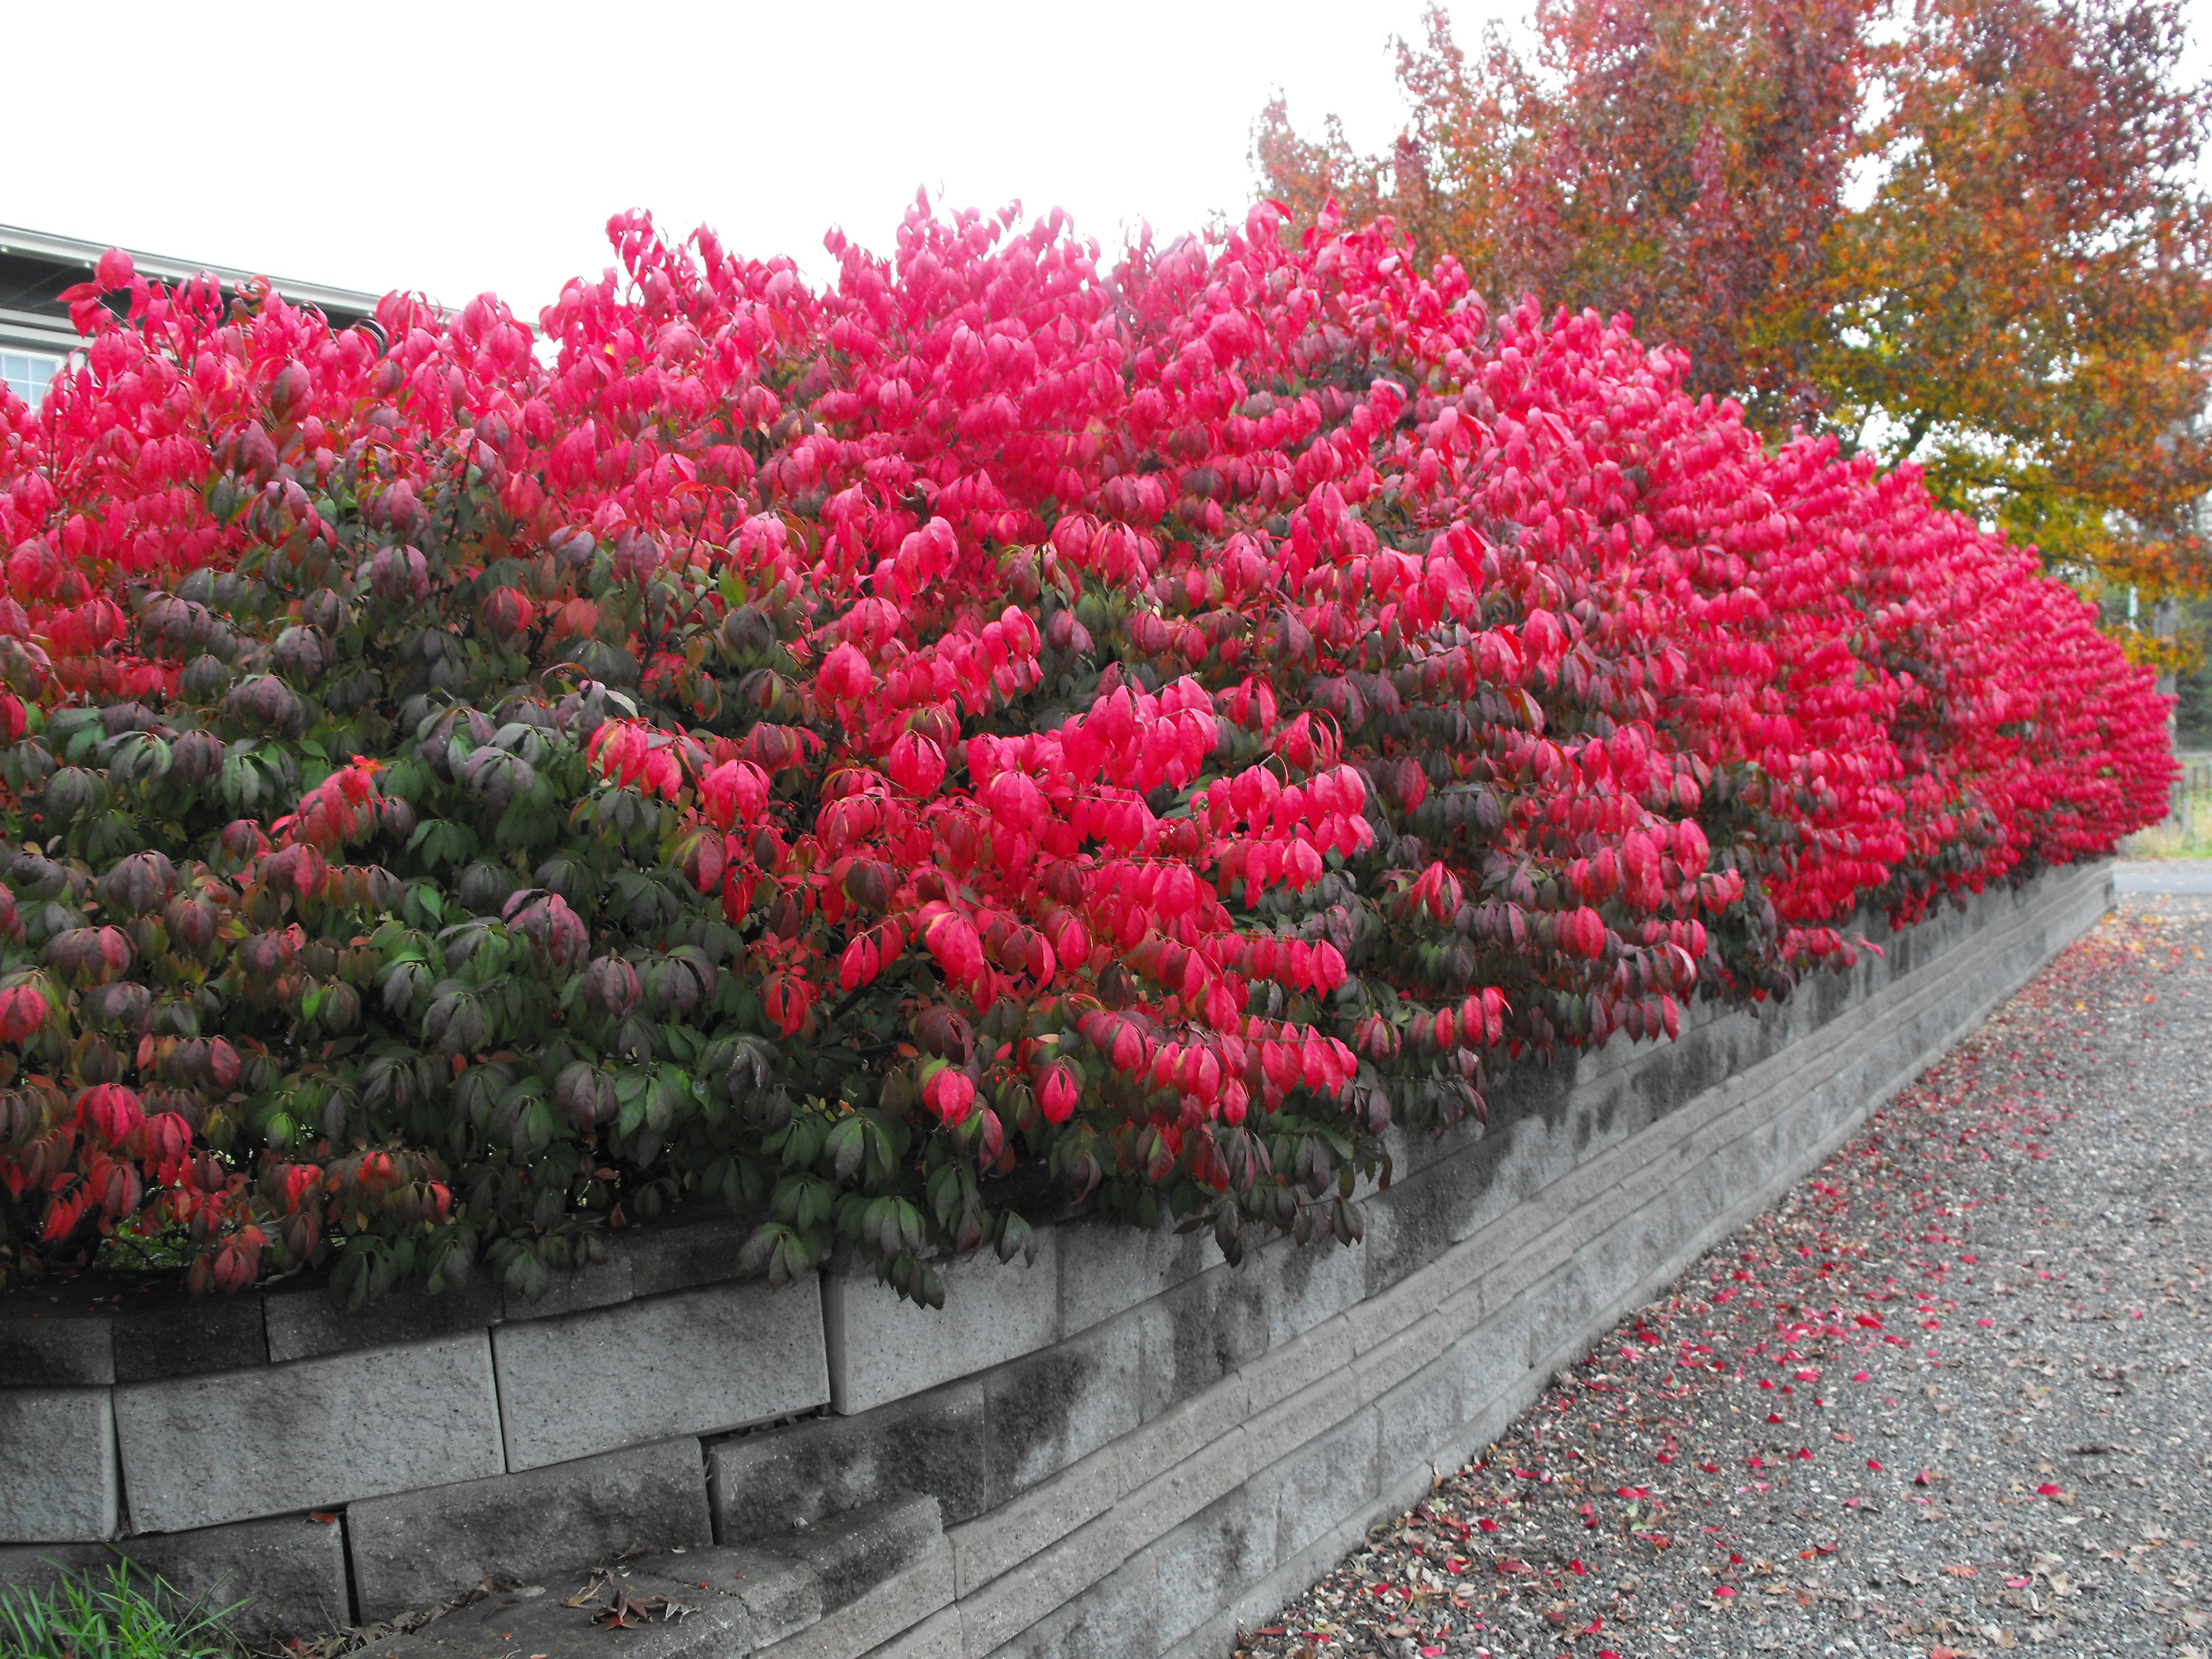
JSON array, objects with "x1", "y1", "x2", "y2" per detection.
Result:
[{"x1": 0, "y1": 202, "x2": 2173, "y2": 1307}]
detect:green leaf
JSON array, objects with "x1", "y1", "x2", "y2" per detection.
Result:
[{"x1": 826, "y1": 1116, "x2": 867, "y2": 1181}]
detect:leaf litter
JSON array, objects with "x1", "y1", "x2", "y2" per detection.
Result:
[{"x1": 1236, "y1": 893, "x2": 2212, "y2": 1658}]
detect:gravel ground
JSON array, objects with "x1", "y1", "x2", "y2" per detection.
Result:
[{"x1": 1236, "y1": 891, "x2": 2212, "y2": 1659}]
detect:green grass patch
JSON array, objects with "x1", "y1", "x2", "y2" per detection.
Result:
[
  {"x1": 0, "y1": 1562, "x2": 245, "y2": 1659},
  {"x1": 2122, "y1": 783, "x2": 2212, "y2": 860}
]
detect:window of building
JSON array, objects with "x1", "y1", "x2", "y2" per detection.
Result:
[{"x1": 1, "y1": 350, "x2": 61, "y2": 409}]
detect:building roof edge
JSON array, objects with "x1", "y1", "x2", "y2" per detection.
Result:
[{"x1": 0, "y1": 223, "x2": 389, "y2": 320}]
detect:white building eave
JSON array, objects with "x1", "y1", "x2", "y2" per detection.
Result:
[{"x1": 0, "y1": 223, "x2": 385, "y2": 323}]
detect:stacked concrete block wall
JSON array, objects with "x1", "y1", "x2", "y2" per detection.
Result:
[{"x1": 0, "y1": 861, "x2": 2112, "y2": 1658}]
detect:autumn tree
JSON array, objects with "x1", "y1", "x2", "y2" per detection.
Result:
[
  {"x1": 1257, "y1": 0, "x2": 2212, "y2": 602},
  {"x1": 1825, "y1": 0, "x2": 2212, "y2": 600}
]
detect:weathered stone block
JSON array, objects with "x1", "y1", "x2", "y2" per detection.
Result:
[
  {"x1": 980, "y1": 1532, "x2": 1162, "y2": 1659},
  {"x1": 0, "y1": 1544, "x2": 107, "y2": 1595},
  {"x1": 1110, "y1": 1423, "x2": 1251, "y2": 1572},
  {"x1": 756, "y1": 1537, "x2": 952, "y2": 1659},
  {"x1": 114, "y1": 1334, "x2": 503, "y2": 1533},
  {"x1": 262, "y1": 1276, "x2": 501, "y2": 1365},
  {"x1": 1252, "y1": 1405, "x2": 1378, "y2": 1566},
  {"x1": 0, "y1": 1513, "x2": 349, "y2": 1641},
  {"x1": 492, "y1": 1279, "x2": 828, "y2": 1470},
  {"x1": 947, "y1": 1449, "x2": 1118, "y2": 1597},
  {"x1": 367, "y1": 1506, "x2": 945, "y2": 1659},
  {"x1": 1124, "y1": 1486, "x2": 1273, "y2": 1653},
  {"x1": 497, "y1": 1254, "x2": 632, "y2": 1322},
  {"x1": 1133, "y1": 1263, "x2": 1268, "y2": 1419},
  {"x1": 360, "y1": 1545, "x2": 814, "y2": 1659},
  {"x1": 1112, "y1": 1379, "x2": 1252, "y2": 1500},
  {"x1": 825, "y1": 1236, "x2": 1057, "y2": 1415},
  {"x1": 0, "y1": 1289, "x2": 113, "y2": 1386},
  {"x1": 854, "y1": 1603, "x2": 962, "y2": 1659},
  {"x1": 1241, "y1": 1372, "x2": 1357, "y2": 1474},
  {"x1": 1352, "y1": 1312, "x2": 1453, "y2": 1410},
  {"x1": 1357, "y1": 1162, "x2": 1466, "y2": 1303},
  {"x1": 626, "y1": 1212, "x2": 752, "y2": 1298},
  {"x1": 1260, "y1": 1233, "x2": 1367, "y2": 1351},
  {"x1": 112, "y1": 1290, "x2": 266, "y2": 1382},
  {"x1": 346, "y1": 1438, "x2": 712, "y2": 1623},
  {"x1": 984, "y1": 1315, "x2": 1141, "y2": 1503},
  {"x1": 710, "y1": 1382, "x2": 986, "y2": 1543},
  {"x1": 1055, "y1": 1218, "x2": 1215, "y2": 1339},
  {"x1": 776, "y1": 1494, "x2": 943, "y2": 1615},
  {"x1": 1375, "y1": 1350, "x2": 1463, "y2": 1481},
  {"x1": 0, "y1": 1387, "x2": 116, "y2": 1540},
  {"x1": 1233, "y1": 1316, "x2": 1350, "y2": 1421}
]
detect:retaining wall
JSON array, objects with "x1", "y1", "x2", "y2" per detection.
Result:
[{"x1": 0, "y1": 860, "x2": 2113, "y2": 1657}]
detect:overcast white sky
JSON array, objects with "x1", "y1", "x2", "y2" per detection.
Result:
[{"x1": 6, "y1": 1, "x2": 1517, "y2": 320}]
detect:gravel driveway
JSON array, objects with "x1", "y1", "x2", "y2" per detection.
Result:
[{"x1": 1236, "y1": 888, "x2": 2212, "y2": 1659}]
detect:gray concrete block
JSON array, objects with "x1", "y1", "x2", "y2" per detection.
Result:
[
  {"x1": 985, "y1": 1538, "x2": 1164, "y2": 1659},
  {"x1": 1111, "y1": 1376, "x2": 1253, "y2": 1498},
  {"x1": 1165, "y1": 1496, "x2": 1375, "y2": 1659},
  {"x1": 346, "y1": 1437, "x2": 712, "y2": 1622},
  {"x1": 962, "y1": 1413, "x2": 1250, "y2": 1658},
  {"x1": 112, "y1": 1290, "x2": 267, "y2": 1382},
  {"x1": 1054, "y1": 1218, "x2": 1216, "y2": 1339},
  {"x1": 948, "y1": 1447, "x2": 1118, "y2": 1597},
  {"x1": 0, "y1": 1512, "x2": 349, "y2": 1641},
  {"x1": 1346, "y1": 1250, "x2": 1458, "y2": 1357},
  {"x1": 0, "y1": 1387, "x2": 116, "y2": 1540},
  {"x1": 757, "y1": 1536, "x2": 952, "y2": 1659},
  {"x1": 1133, "y1": 1262, "x2": 1269, "y2": 1419},
  {"x1": 1352, "y1": 1309, "x2": 1454, "y2": 1410},
  {"x1": 1467, "y1": 1208, "x2": 1572, "y2": 1320},
  {"x1": 1261, "y1": 1232, "x2": 1368, "y2": 1350},
  {"x1": 1125, "y1": 1486, "x2": 1273, "y2": 1652},
  {"x1": 655, "y1": 1545, "x2": 824, "y2": 1647},
  {"x1": 0, "y1": 1290, "x2": 113, "y2": 1386},
  {"x1": 826, "y1": 1236, "x2": 1057, "y2": 1416},
  {"x1": 779, "y1": 1493, "x2": 943, "y2": 1616},
  {"x1": 984, "y1": 1315, "x2": 1141, "y2": 1502},
  {"x1": 114, "y1": 1334, "x2": 503, "y2": 1533},
  {"x1": 626, "y1": 1212, "x2": 752, "y2": 1298},
  {"x1": 1234, "y1": 1314, "x2": 1351, "y2": 1420},
  {"x1": 1242, "y1": 1372, "x2": 1359, "y2": 1475},
  {"x1": 263, "y1": 1276, "x2": 501, "y2": 1364},
  {"x1": 498, "y1": 1253, "x2": 633, "y2": 1321},
  {"x1": 711, "y1": 1382, "x2": 986, "y2": 1543},
  {"x1": 1253, "y1": 1405, "x2": 1379, "y2": 1567},
  {"x1": 854, "y1": 1603, "x2": 962, "y2": 1659},
  {"x1": 0, "y1": 1544, "x2": 107, "y2": 1596},
  {"x1": 1517, "y1": 1256, "x2": 1599, "y2": 1375},
  {"x1": 493, "y1": 1279, "x2": 829, "y2": 1470},
  {"x1": 1356, "y1": 1162, "x2": 1465, "y2": 1302},
  {"x1": 1375, "y1": 1349, "x2": 1464, "y2": 1483},
  {"x1": 360, "y1": 1544, "x2": 815, "y2": 1659},
  {"x1": 954, "y1": 1502, "x2": 1136, "y2": 1659},
  {"x1": 1110, "y1": 1421, "x2": 1251, "y2": 1566},
  {"x1": 128, "y1": 1513, "x2": 347, "y2": 1639}
]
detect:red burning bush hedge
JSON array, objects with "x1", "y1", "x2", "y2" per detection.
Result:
[{"x1": 0, "y1": 204, "x2": 2173, "y2": 1305}]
